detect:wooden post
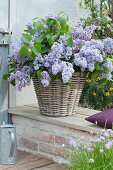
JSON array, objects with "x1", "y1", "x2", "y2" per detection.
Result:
[
  {"x1": 111, "y1": 2, "x2": 113, "y2": 23},
  {"x1": 0, "y1": 32, "x2": 9, "y2": 124},
  {"x1": 100, "y1": 0, "x2": 102, "y2": 17}
]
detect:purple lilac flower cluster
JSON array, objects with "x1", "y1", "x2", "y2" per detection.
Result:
[
  {"x1": 72, "y1": 21, "x2": 96, "y2": 53},
  {"x1": 33, "y1": 36, "x2": 74, "y2": 86},
  {"x1": 8, "y1": 41, "x2": 30, "y2": 66},
  {"x1": 72, "y1": 21, "x2": 96, "y2": 41},
  {"x1": 8, "y1": 66, "x2": 32, "y2": 91},
  {"x1": 7, "y1": 41, "x2": 32, "y2": 91},
  {"x1": 74, "y1": 38, "x2": 113, "y2": 80}
]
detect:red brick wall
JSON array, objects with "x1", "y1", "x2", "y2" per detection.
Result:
[{"x1": 12, "y1": 115, "x2": 91, "y2": 163}]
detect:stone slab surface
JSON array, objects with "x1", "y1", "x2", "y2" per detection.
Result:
[{"x1": 8, "y1": 104, "x2": 101, "y2": 134}]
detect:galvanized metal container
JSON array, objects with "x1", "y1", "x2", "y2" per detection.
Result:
[{"x1": 0, "y1": 124, "x2": 18, "y2": 164}]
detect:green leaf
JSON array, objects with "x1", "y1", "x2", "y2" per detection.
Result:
[
  {"x1": 67, "y1": 37, "x2": 73, "y2": 47},
  {"x1": 54, "y1": 32, "x2": 60, "y2": 40},
  {"x1": 33, "y1": 71, "x2": 37, "y2": 76},
  {"x1": 98, "y1": 79, "x2": 107, "y2": 88},
  {"x1": 29, "y1": 51, "x2": 36, "y2": 60},
  {"x1": 35, "y1": 36, "x2": 43, "y2": 43},
  {"x1": 19, "y1": 45, "x2": 29, "y2": 58},
  {"x1": 95, "y1": 63, "x2": 101, "y2": 71},
  {"x1": 33, "y1": 17, "x2": 39, "y2": 21},
  {"x1": 47, "y1": 18, "x2": 57, "y2": 28},
  {"x1": 79, "y1": 45, "x2": 83, "y2": 49},
  {"x1": 57, "y1": 11, "x2": 64, "y2": 16},
  {"x1": 65, "y1": 24, "x2": 69, "y2": 32},
  {"x1": 41, "y1": 19, "x2": 47, "y2": 25},
  {"x1": 46, "y1": 33, "x2": 54, "y2": 46},
  {"x1": 32, "y1": 43, "x2": 42, "y2": 54},
  {"x1": 66, "y1": 82, "x2": 71, "y2": 86},
  {"x1": 105, "y1": 68, "x2": 109, "y2": 76},
  {"x1": 66, "y1": 14, "x2": 69, "y2": 22},
  {"x1": 24, "y1": 30, "x2": 29, "y2": 33},
  {"x1": 37, "y1": 70, "x2": 42, "y2": 80},
  {"x1": 46, "y1": 33, "x2": 53, "y2": 40},
  {"x1": 48, "y1": 36, "x2": 54, "y2": 46},
  {"x1": 10, "y1": 79, "x2": 16, "y2": 86},
  {"x1": 33, "y1": 22, "x2": 43, "y2": 32},
  {"x1": 56, "y1": 22, "x2": 60, "y2": 29},
  {"x1": 58, "y1": 17, "x2": 67, "y2": 27},
  {"x1": 29, "y1": 62, "x2": 34, "y2": 67},
  {"x1": 8, "y1": 61, "x2": 14, "y2": 66},
  {"x1": 22, "y1": 33, "x2": 32, "y2": 43},
  {"x1": 68, "y1": 25, "x2": 73, "y2": 34},
  {"x1": 42, "y1": 46, "x2": 50, "y2": 53},
  {"x1": 51, "y1": 73, "x2": 62, "y2": 81},
  {"x1": 91, "y1": 71, "x2": 99, "y2": 79},
  {"x1": 30, "y1": 29, "x2": 36, "y2": 36},
  {"x1": 3, "y1": 74, "x2": 9, "y2": 80}
]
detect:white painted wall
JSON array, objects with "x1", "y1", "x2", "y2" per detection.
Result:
[
  {"x1": 0, "y1": 0, "x2": 8, "y2": 28},
  {"x1": 0, "y1": 0, "x2": 88, "y2": 107}
]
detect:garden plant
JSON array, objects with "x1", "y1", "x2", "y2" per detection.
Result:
[
  {"x1": 79, "y1": 0, "x2": 113, "y2": 110},
  {"x1": 63, "y1": 129, "x2": 113, "y2": 170}
]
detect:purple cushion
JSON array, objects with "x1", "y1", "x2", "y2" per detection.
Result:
[{"x1": 85, "y1": 108, "x2": 113, "y2": 129}]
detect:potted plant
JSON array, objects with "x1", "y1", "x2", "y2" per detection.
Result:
[{"x1": 3, "y1": 13, "x2": 113, "y2": 116}]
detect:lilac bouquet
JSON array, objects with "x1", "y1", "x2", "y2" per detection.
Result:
[
  {"x1": 3, "y1": 13, "x2": 113, "y2": 91},
  {"x1": 62, "y1": 129, "x2": 113, "y2": 169}
]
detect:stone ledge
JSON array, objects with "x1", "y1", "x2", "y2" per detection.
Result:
[
  {"x1": 9, "y1": 104, "x2": 101, "y2": 134},
  {"x1": 10, "y1": 104, "x2": 102, "y2": 163}
]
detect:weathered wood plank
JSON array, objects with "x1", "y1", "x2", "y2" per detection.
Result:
[
  {"x1": 36, "y1": 163, "x2": 66, "y2": 170},
  {"x1": 16, "y1": 159, "x2": 53, "y2": 170},
  {"x1": 0, "y1": 151, "x2": 54, "y2": 170}
]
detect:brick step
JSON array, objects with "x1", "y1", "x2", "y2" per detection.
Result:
[{"x1": 9, "y1": 104, "x2": 100, "y2": 163}]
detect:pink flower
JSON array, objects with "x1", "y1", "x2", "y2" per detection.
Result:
[
  {"x1": 95, "y1": 139, "x2": 102, "y2": 143},
  {"x1": 105, "y1": 143, "x2": 110, "y2": 149},
  {"x1": 58, "y1": 159, "x2": 64, "y2": 164},
  {"x1": 107, "y1": 129, "x2": 113, "y2": 134},
  {"x1": 100, "y1": 149, "x2": 104, "y2": 153},
  {"x1": 81, "y1": 136, "x2": 85, "y2": 140},
  {"x1": 69, "y1": 140, "x2": 77, "y2": 147},
  {"x1": 90, "y1": 130, "x2": 93, "y2": 135},
  {"x1": 83, "y1": 145, "x2": 87, "y2": 149},
  {"x1": 89, "y1": 159, "x2": 94, "y2": 163},
  {"x1": 87, "y1": 148, "x2": 93, "y2": 152},
  {"x1": 90, "y1": 139, "x2": 96, "y2": 143},
  {"x1": 62, "y1": 144, "x2": 65, "y2": 147},
  {"x1": 102, "y1": 129, "x2": 105, "y2": 133},
  {"x1": 100, "y1": 136, "x2": 105, "y2": 141},
  {"x1": 104, "y1": 133, "x2": 109, "y2": 138}
]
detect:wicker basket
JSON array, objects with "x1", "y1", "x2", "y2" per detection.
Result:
[{"x1": 32, "y1": 72, "x2": 86, "y2": 117}]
